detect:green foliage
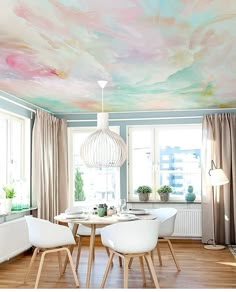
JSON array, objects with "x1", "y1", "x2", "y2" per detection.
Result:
[
  {"x1": 136, "y1": 185, "x2": 152, "y2": 194},
  {"x1": 3, "y1": 185, "x2": 15, "y2": 199},
  {"x1": 157, "y1": 185, "x2": 172, "y2": 194},
  {"x1": 74, "y1": 168, "x2": 85, "y2": 201}
]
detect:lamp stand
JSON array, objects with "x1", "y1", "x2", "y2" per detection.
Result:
[{"x1": 204, "y1": 185, "x2": 225, "y2": 250}]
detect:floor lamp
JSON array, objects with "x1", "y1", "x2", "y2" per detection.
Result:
[{"x1": 204, "y1": 160, "x2": 229, "y2": 250}]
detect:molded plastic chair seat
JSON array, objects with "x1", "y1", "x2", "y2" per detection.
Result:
[
  {"x1": 100, "y1": 219, "x2": 160, "y2": 288},
  {"x1": 149, "y1": 207, "x2": 181, "y2": 271},
  {"x1": 24, "y1": 215, "x2": 79, "y2": 288}
]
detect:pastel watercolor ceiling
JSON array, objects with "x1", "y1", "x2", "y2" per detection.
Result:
[{"x1": 0, "y1": 0, "x2": 235, "y2": 113}]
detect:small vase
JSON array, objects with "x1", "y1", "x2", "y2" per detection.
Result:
[
  {"x1": 185, "y1": 185, "x2": 196, "y2": 202},
  {"x1": 185, "y1": 193, "x2": 196, "y2": 202},
  {"x1": 5, "y1": 199, "x2": 13, "y2": 213}
]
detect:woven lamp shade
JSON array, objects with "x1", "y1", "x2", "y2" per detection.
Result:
[{"x1": 80, "y1": 112, "x2": 127, "y2": 167}]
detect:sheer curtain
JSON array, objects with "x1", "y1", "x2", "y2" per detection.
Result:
[
  {"x1": 202, "y1": 113, "x2": 236, "y2": 244},
  {"x1": 32, "y1": 109, "x2": 69, "y2": 221}
]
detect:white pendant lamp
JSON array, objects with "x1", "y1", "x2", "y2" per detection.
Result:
[{"x1": 80, "y1": 81, "x2": 127, "y2": 168}]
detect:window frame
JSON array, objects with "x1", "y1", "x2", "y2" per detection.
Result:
[
  {"x1": 68, "y1": 126, "x2": 122, "y2": 206},
  {"x1": 127, "y1": 123, "x2": 202, "y2": 202},
  {"x1": 0, "y1": 110, "x2": 30, "y2": 206}
]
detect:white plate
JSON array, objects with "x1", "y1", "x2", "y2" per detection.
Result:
[
  {"x1": 127, "y1": 209, "x2": 149, "y2": 215},
  {"x1": 115, "y1": 214, "x2": 137, "y2": 221},
  {"x1": 65, "y1": 214, "x2": 87, "y2": 219},
  {"x1": 66, "y1": 211, "x2": 83, "y2": 215}
]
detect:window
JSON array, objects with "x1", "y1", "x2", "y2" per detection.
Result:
[
  {"x1": 128, "y1": 124, "x2": 202, "y2": 201},
  {"x1": 0, "y1": 110, "x2": 30, "y2": 210},
  {"x1": 68, "y1": 127, "x2": 121, "y2": 206}
]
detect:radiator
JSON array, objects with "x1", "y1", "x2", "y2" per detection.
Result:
[
  {"x1": 0, "y1": 217, "x2": 32, "y2": 263},
  {"x1": 173, "y1": 209, "x2": 202, "y2": 237}
]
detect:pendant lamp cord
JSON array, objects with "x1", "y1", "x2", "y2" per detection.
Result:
[{"x1": 101, "y1": 87, "x2": 104, "y2": 112}]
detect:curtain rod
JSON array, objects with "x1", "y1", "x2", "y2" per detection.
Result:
[{"x1": 67, "y1": 116, "x2": 202, "y2": 122}]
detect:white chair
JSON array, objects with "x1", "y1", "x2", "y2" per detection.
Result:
[
  {"x1": 65, "y1": 206, "x2": 110, "y2": 269},
  {"x1": 24, "y1": 216, "x2": 79, "y2": 288},
  {"x1": 150, "y1": 208, "x2": 181, "y2": 271},
  {"x1": 100, "y1": 219, "x2": 160, "y2": 288}
]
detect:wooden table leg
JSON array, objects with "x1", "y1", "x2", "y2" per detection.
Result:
[{"x1": 85, "y1": 224, "x2": 96, "y2": 288}]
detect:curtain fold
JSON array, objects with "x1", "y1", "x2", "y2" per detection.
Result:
[
  {"x1": 202, "y1": 113, "x2": 236, "y2": 244},
  {"x1": 32, "y1": 109, "x2": 69, "y2": 221}
]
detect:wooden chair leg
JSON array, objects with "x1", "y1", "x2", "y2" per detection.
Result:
[
  {"x1": 144, "y1": 255, "x2": 152, "y2": 279},
  {"x1": 139, "y1": 256, "x2": 146, "y2": 286},
  {"x1": 62, "y1": 244, "x2": 74, "y2": 274},
  {"x1": 100, "y1": 251, "x2": 115, "y2": 288},
  {"x1": 123, "y1": 256, "x2": 129, "y2": 288},
  {"x1": 65, "y1": 247, "x2": 80, "y2": 287},
  {"x1": 24, "y1": 247, "x2": 39, "y2": 283},
  {"x1": 166, "y1": 239, "x2": 181, "y2": 271},
  {"x1": 34, "y1": 250, "x2": 46, "y2": 288},
  {"x1": 57, "y1": 251, "x2": 63, "y2": 276},
  {"x1": 156, "y1": 244, "x2": 163, "y2": 266},
  {"x1": 145, "y1": 253, "x2": 160, "y2": 288},
  {"x1": 105, "y1": 246, "x2": 114, "y2": 267}
]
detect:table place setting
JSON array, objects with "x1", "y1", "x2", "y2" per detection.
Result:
[
  {"x1": 112, "y1": 213, "x2": 137, "y2": 221},
  {"x1": 57, "y1": 212, "x2": 89, "y2": 220},
  {"x1": 126, "y1": 208, "x2": 150, "y2": 215}
]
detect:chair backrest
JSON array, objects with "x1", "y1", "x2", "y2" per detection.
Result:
[
  {"x1": 25, "y1": 215, "x2": 76, "y2": 248},
  {"x1": 149, "y1": 208, "x2": 177, "y2": 237},
  {"x1": 101, "y1": 219, "x2": 160, "y2": 254}
]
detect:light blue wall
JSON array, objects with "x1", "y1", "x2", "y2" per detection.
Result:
[{"x1": 0, "y1": 91, "x2": 36, "y2": 119}]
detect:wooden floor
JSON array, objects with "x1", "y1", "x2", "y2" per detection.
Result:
[{"x1": 0, "y1": 239, "x2": 236, "y2": 289}]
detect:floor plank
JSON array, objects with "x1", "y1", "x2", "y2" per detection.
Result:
[{"x1": 0, "y1": 239, "x2": 235, "y2": 289}]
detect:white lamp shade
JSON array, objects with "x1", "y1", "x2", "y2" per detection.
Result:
[
  {"x1": 209, "y1": 169, "x2": 229, "y2": 186},
  {"x1": 80, "y1": 113, "x2": 127, "y2": 167}
]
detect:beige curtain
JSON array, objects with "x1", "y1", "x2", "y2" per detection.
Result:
[
  {"x1": 202, "y1": 113, "x2": 236, "y2": 244},
  {"x1": 32, "y1": 109, "x2": 69, "y2": 222}
]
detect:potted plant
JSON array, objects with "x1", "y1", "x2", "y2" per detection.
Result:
[
  {"x1": 157, "y1": 185, "x2": 172, "y2": 202},
  {"x1": 3, "y1": 185, "x2": 15, "y2": 213},
  {"x1": 136, "y1": 185, "x2": 152, "y2": 201}
]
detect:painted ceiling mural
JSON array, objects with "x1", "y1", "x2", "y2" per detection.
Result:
[{"x1": 0, "y1": 0, "x2": 235, "y2": 113}]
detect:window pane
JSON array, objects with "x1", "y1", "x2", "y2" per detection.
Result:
[
  {"x1": 10, "y1": 120, "x2": 22, "y2": 183},
  {"x1": 72, "y1": 130, "x2": 120, "y2": 204},
  {"x1": 0, "y1": 111, "x2": 30, "y2": 211},
  {"x1": 129, "y1": 128, "x2": 153, "y2": 198},
  {"x1": 158, "y1": 127, "x2": 201, "y2": 197},
  {"x1": 0, "y1": 118, "x2": 7, "y2": 187}
]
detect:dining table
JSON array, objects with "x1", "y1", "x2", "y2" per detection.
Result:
[{"x1": 54, "y1": 211, "x2": 157, "y2": 288}]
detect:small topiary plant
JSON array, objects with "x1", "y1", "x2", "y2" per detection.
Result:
[
  {"x1": 136, "y1": 185, "x2": 152, "y2": 194},
  {"x1": 157, "y1": 185, "x2": 172, "y2": 194}
]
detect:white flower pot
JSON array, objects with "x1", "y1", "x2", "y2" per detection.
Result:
[{"x1": 5, "y1": 199, "x2": 13, "y2": 213}]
